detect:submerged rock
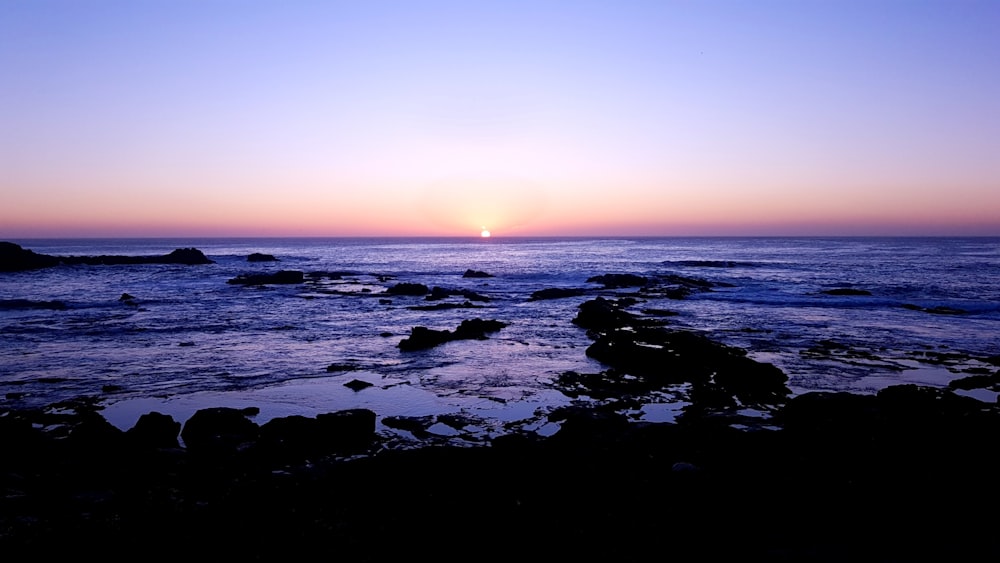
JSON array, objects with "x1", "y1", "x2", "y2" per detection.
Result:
[
  {"x1": 529, "y1": 287, "x2": 587, "y2": 300},
  {"x1": 398, "y1": 318, "x2": 508, "y2": 351},
  {"x1": 227, "y1": 270, "x2": 305, "y2": 285}
]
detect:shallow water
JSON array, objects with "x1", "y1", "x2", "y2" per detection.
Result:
[{"x1": 2, "y1": 236, "x2": 998, "y2": 434}]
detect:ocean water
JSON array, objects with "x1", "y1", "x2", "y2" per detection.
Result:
[{"x1": 2, "y1": 237, "x2": 999, "y2": 439}]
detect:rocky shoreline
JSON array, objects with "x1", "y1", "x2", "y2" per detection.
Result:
[{"x1": 3, "y1": 377, "x2": 1000, "y2": 561}]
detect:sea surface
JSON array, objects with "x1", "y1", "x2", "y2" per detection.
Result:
[{"x1": 2, "y1": 237, "x2": 999, "y2": 442}]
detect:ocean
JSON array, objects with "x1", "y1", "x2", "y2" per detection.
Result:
[{"x1": 2, "y1": 237, "x2": 998, "y2": 442}]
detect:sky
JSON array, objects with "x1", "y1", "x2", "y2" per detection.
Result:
[{"x1": 2, "y1": 0, "x2": 998, "y2": 238}]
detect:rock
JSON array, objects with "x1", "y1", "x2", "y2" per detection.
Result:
[
  {"x1": 452, "y1": 318, "x2": 507, "y2": 339},
  {"x1": 529, "y1": 287, "x2": 587, "y2": 301},
  {"x1": 462, "y1": 269, "x2": 493, "y2": 278},
  {"x1": 126, "y1": 411, "x2": 181, "y2": 449},
  {"x1": 0, "y1": 243, "x2": 214, "y2": 269},
  {"x1": 587, "y1": 273, "x2": 649, "y2": 288},
  {"x1": 227, "y1": 270, "x2": 305, "y2": 285},
  {"x1": 119, "y1": 293, "x2": 136, "y2": 301},
  {"x1": 571, "y1": 297, "x2": 642, "y2": 331},
  {"x1": 0, "y1": 241, "x2": 60, "y2": 271},
  {"x1": 398, "y1": 326, "x2": 453, "y2": 351},
  {"x1": 326, "y1": 363, "x2": 360, "y2": 372},
  {"x1": 582, "y1": 326, "x2": 789, "y2": 408},
  {"x1": 67, "y1": 412, "x2": 125, "y2": 451},
  {"x1": 398, "y1": 319, "x2": 508, "y2": 351},
  {"x1": 385, "y1": 282, "x2": 430, "y2": 296},
  {"x1": 158, "y1": 248, "x2": 214, "y2": 265},
  {"x1": 344, "y1": 379, "x2": 373, "y2": 391},
  {"x1": 180, "y1": 407, "x2": 260, "y2": 453},
  {"x1": 316, "y1": 408, "x2": 377, "y2": 451},
  {"x1": 248, "y1": 253, "x2": 278, "y2": 262}
]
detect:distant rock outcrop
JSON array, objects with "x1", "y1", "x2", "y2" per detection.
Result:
[
  {"x1": 248, "y1": 253, "x2": 278, "y2": 262},
  {"x1": 462, "y1": 269, "x2": 494, "y2": 278},
  {"x1": 0, "y1": 242, "x2": 213, "y2": 271},
  {"x1": 0, "y1": 242, "x2": 60, "y2": 272}
]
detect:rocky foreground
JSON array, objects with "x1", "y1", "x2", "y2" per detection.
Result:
[{"x1": 2, "y1": 382, "x2": 1000, "y2": 562}]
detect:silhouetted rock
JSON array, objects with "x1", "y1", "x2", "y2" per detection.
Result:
[
  {"x1": 180, "y1": 407, "x2": 260, "y2": 454},
  {"x1": 0, "y1": 242, "x2": 213, "y2": 270},
  {"x1": 126, "y1": 411, "x2": 181, "y2": 449},
  {"x1": 462, "y1": 269, "x2": 493, "y2": 278},
  {"x1": 398, "y1": 318, "x2": 508, "y2": 351},
  {"x1": 529, "y1": 287, "x2": 587, "y2": 300},
  {"x1": 385, "y1": 282, "x2": 430, "y2": 296},
  {"x1": 344, "y1": 379, "x2": 374, "y2": 391},
  {"x1": 316, "y1": 408, "x2": 377, "y2": 451},
  {"x1": 0, "y1": 241, "x2": 60, "y2": 272},
  {"x1": 587, "y1": 273, "x2": 649, "y2": 288},
  {"x1": 582, "y1": 326, "x2": 789, "y2": 408},
  {"x1": 248, "y1": 252, "x2": 278, "y2": 262},
  {"x1": 398, "y1": 326, "x2": 453, "y2": 351},
  {"x1": 227, "y1": 270, "x2": 304, "y2": 285},
  {"x1": 571, "y1": 297, "x2": 642, "y2": 331}
]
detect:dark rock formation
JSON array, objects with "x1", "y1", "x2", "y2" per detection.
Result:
[
  {"x1": 126, "y1": 411, "x2": 181, "y2": 449},
  {"x1": 227, "y1": 270, "x2": 304, "y2": 285},
  {"x1": 1, "y1": 388, "x2": 999, "y2": 560},
  {"x1": 462, "y1": 269, "x2": 493, "y2": 278},
  {"x1": 571, "y1": 297, "x2": 643, "y2": 332},
  {"x1": 256, "y1": 409, "x2": 375, "y2": 461},
  {"x1": 344, "y1": 379, "x2": 373, "y2": 391},
  {"x1": 587, "y1": 273, "x2": 649, "y2": 288},
  {"x1": 1, "y1": 242, "x2": 213, "y2": 271},
  {"x1": 529, "y1": 287, "x2": 587, "y2": 300},
  {"x1": 326, "y1": 363, "x2": 359, "y2": 372},
  {"x1": 385, "y1": 282, "x2": 429, "y2": 296},
  {"x1": 247, "y1": 252, "x2": 278, "y2": 262},
  {"x1": 180, "y1": 407, "x2": 261, "y2": 454},
  {"x1": 398, "y1": 318, "x2": 508, "y2": 351},
  {"x1": 0, "y1": 242, "x2": 60, "y2": 271}
]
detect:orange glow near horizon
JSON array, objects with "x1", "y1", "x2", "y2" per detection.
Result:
[{"x1": 2, "y1": 4, "x2": 998, "y2": 239}]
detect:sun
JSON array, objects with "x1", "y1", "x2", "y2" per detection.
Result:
[{"x1": 480, "y1": 227, "x2": 491, "y2": 238}]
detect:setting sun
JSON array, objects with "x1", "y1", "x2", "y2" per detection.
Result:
[{"x1": 480, "y1": 227, "x2": 491, "y2": 238}]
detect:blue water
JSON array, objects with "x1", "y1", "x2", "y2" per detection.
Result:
[{"x1": 2, "y1": 237, "x2": 998, "y2": 438}]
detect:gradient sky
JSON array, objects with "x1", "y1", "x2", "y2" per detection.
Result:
[{"x1": 2, "y1": 0, "x2": 998, "y2": 237}]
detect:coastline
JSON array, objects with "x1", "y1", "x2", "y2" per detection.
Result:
[{"x1": 3, "y1": 379, "x2": 1000, "y2": 560}]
